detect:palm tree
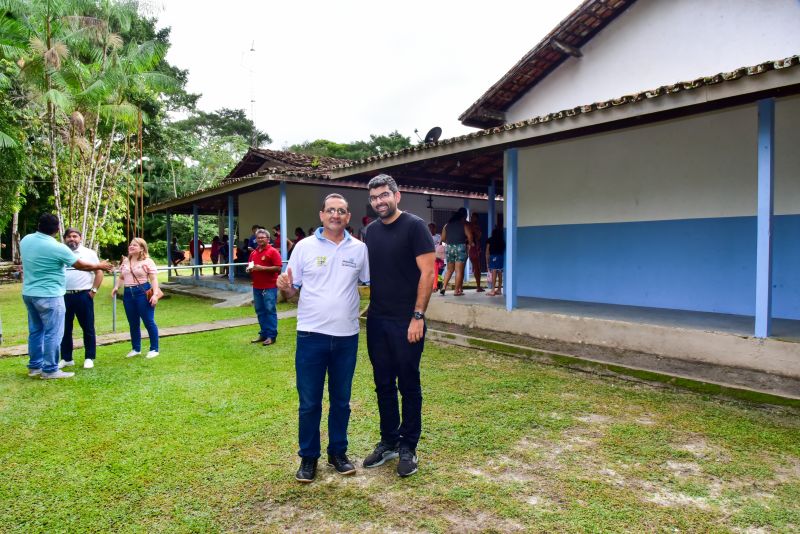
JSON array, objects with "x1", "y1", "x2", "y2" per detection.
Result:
[{"x1": 9, "y1": 0, "x2": 176, "y2": 247}]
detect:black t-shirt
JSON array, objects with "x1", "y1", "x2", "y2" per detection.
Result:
[
  {"x1": 366, "y1": 212, "x2": 435, "y2": 320},
  {"x1": 487, "y1": 229, "x2": 506, "y2": 255}
]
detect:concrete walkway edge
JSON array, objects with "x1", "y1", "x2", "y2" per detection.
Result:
[{"x1": 0, "y1": 309, "x2": 297, "y2": 358}]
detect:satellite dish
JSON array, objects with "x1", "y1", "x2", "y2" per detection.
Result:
[{"x1": 423, "y1": 126, "x2": 442, "y2": 144}]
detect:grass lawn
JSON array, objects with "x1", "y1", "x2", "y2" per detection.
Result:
[
  {"x1": 0, "y1": 319, "x2": 798, "y2": 532},
  {"x1": 0, "y1": 276, "x2": 293, "y2": 347}
]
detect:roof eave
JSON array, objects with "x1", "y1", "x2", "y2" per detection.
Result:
[{"x1": 333, "y1": 62, "x2": 800, "y2": 181}]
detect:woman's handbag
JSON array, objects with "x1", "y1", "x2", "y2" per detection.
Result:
[{"x1": 130, "y1": 260, "x2": 155, "y2": 300}]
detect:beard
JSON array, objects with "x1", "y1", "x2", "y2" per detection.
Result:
[
  {"x1": 67, "y1": 241, "x2": 79, "y2": 251},
  {"x1": 377, "y1": 204, "x2": 397, "y2": 220}
]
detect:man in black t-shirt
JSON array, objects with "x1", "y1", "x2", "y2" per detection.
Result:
[{"x1": 363, "y1": 174, "x2": 435, "y2": 478}]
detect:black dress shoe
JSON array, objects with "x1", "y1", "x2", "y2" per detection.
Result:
[
  {"x1": 250, "y1": 337, "x2": 266, "y2": 344},
  {"x1": 295, "y1": 457, "x2": 317, "y2": 483},
  {"x1": 327, "y1": 453, "x2": 356, "y2": 475}
]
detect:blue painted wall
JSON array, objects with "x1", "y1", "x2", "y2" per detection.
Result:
[{"x1": 517, "y1": 215, "x2": 800, "y2": 319}]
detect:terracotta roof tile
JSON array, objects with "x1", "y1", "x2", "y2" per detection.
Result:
[
  {"x1": 153, "y1": 54, "x2": 799, "y2": 209},
  {"x1": 460, "y1": 0, "x2": 637, "y2": 128},
  {"x1": 336, "y1": 55, "x2": 800, "y2": 170}
]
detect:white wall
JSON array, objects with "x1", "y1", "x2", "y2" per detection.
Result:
[
  {"x1": 239, "y1": 183, "x2": 490, "y2": 238},
  {"x1": 517, "y1": 96, "x2": 800, "y2": 227},
  {"x1": 506, "y1": 0, "x2": 800, "y2": 123}
]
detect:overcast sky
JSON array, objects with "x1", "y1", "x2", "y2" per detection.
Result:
[{"x1": 155, "y1": 0, "x2": 582, "y2": 149}]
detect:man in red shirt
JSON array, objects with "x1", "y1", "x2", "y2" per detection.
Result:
[{"x1": 247, "y1": 229, "x2": 282, "y2": 346}]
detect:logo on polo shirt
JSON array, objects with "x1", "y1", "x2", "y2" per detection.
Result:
[
  {"x1": 342, "y1": 257, "x2": 357, "y2": 268},
  {"x1": 315, "y1": 256, "x2": 328, "y2": 267}
]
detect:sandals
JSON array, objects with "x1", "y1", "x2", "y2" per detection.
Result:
[{"x1": 453, "y1": 291, "x2": 464, "y2": 296}]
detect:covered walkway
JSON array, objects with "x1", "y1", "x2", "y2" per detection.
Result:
[
  {"x1": 434, "y1": 291, "x2": 800, "y2": 341},
  {"x1": 427, "y1": 293, "x2": 800, "y2": 383}
]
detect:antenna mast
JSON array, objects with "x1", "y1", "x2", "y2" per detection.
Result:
[{"x1": 248, "y1": 41, "x2": 257, "y2": 147}]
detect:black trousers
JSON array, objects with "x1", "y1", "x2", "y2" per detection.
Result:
[
  {"x1": 366, "y1": 314, "x2": 425, "y2": 450},
  {"x1": 60, "y1": 291, "x2": 96, "y2": 361}
]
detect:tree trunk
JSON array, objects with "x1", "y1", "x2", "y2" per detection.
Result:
[
  {"x1": 44, "y1": 14, "x2": 64, "y2": 239},
  {"x1": 81, "y1": 105, "x2": 103, "y2": 238},
  {"x1": 48, "y1": 104, "x2": 65, "y2": 239},
  {"x1": 11, "y1": 209, "x2": 19, "y2": 264},
  {"x1": 88, "y1": 121, "x2": 116, "y2": 249}
]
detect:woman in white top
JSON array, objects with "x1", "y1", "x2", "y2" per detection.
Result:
[{"x1": 112, "y1": 238, "x2": 161, "y2": 358}]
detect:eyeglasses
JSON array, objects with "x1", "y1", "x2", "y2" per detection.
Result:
[
  {"x1": 323, "y1": 207, "x2": 348, "y2": 216},
  {"x1": 368, "y1": 191, "x2": 393, "y2": 203}
]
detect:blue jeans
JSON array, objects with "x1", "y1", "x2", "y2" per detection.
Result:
[
  {"x1": 123, "y1": 284, "x2": 159, "y2": 352},
  {"x1": 61, "y1": 291, "x2": 96, "y2": 361},
  {"x1": 23, "y1": 295, "x2": 66, "y2": 373},
  {"x1": 253, "y1": 288, "x2": 278, "y2": 340},
  {"x1": 366, "y1": 315, "x2": 425, "y2": 450},
  {"x1": 296, "y1": 331, "x2": 359, "y2": 459}
]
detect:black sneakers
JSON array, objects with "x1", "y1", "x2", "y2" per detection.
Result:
[
  {"x1": 327, "y1": 454, "x2": 356, "y2": 475},
  {"x1": 397, "y1": 445, "x2": 418, "y2": 477},
  {"x1": 295, "y1": 457, "x2": 317, "y2": 483},
  {"x1": 362, "y1": 441, "x2": 399, "y2": 468}
]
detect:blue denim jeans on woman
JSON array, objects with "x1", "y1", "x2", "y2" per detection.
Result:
[
  {"x1": 123, "y1": 283, "x2": 159, "y2": 352},
  {"x1": 23, "y1": 295, "x2": 65, "y2": 373},
  {"x1": 252, "y1": 287, "x2": 278, "y2": 341},
  {"x1": 295, "y1": 331, "x2": 359, "y2": 459}
]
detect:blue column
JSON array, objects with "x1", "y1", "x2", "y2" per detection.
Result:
[
  {"x1": 192, "y1": 203, "x2": 199, "y2": 281},
  {"x1": 504, "y1": 149, "x2": 518, "y2": 311},
  {"x1": 165, "y1": 209, "x2": 172, "y2": 280},
  {"x1": 487, "y1": 182, "x2": 496, "y2": 237},
  {"x1": 755, "y1": 99, "x2": 775, "y2": 338},
  {"x1": 279, "y1": 181, "x2": 288, "y2": 270},
  {"x1": 228, "y1": 194, "x2": 235, "y2": 284},
  {"x1": 464, "y1": 198, "x2": 471, "y2": 282}
]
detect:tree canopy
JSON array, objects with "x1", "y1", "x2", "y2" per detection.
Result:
[{"x1": 288, "y1": 130, "x2": 412, "y2": 161}]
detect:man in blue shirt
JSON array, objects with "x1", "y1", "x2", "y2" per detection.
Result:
[{"x1": 20, "y1": 214, "x2": 112, "y2": 379}]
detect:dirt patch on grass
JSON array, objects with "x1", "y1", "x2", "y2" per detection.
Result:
[
  {"x1": 646, "y1": 489, "x2": 711, "y2": 510},
  {"x1": 665, "y1": 460, "x2": 703, "y2": 477},
  {"x1": 442, "y1": 511, "x2": 526, "y2": 533},
  {"x1": 576, "y1": 414, "x2": 611, "y2": 424}
]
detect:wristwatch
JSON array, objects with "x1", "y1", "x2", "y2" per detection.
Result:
[
  {"x1": 90, "y1": 287, "x2": 98, "y2": 293},
  {"x1": 412, "y1": 311, "x2": 425, "y2": 320}
]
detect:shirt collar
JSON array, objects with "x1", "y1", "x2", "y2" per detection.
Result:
[{"x1": 315, "y1": 227, "x2": 351, "y2": 243}]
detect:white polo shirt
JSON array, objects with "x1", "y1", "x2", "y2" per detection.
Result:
[
  {"x1": 287, "y1": 228, "x2": 369, "y2": 336},
  {"x1": 65, "y1": 245, "x2": 99, "y2": 291}
]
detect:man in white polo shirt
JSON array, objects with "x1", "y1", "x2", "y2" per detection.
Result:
[
  {"x1": 59, "y1": 228, "x2": 103, "y2": 370},
  {"x1": 277, "y1": 193, "x2": 369, "y2": 483}
]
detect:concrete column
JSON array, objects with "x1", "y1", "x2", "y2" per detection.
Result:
[
  {"x1": 192, "y1": 204, "x2": 199, "y2": 281},
  {"x1": 487, "y1": 182, "x2": 496, "y2": 237},
  {"x1": 165, "y1": 209, "x2": 172, "y2": 280},
  {"x1": 755, "y1": 98, "x2": 775, "y2": 338},
  {"x1": 504, "y1": 149, "x2": 518, "y2": 311},
  {"x1": 279, "y1": 181, "x2": 288, "y2": 270},
  {"x1": 228, "y1": 195, "x2": 235, "y2": 284}
]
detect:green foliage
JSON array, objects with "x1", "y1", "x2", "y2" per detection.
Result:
[
  {"x1": 147, "y1": 238, "x2": 166, "y2": 259},
  {"x1": 289, "y1": 130, "x2": 412, "y2": 161},
  {"x1": 144, "y1": 213, "x2": 219, "y2": 244},
  {"x1": 173, "y1": 107, "x2": 270, "y2": 146}
]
